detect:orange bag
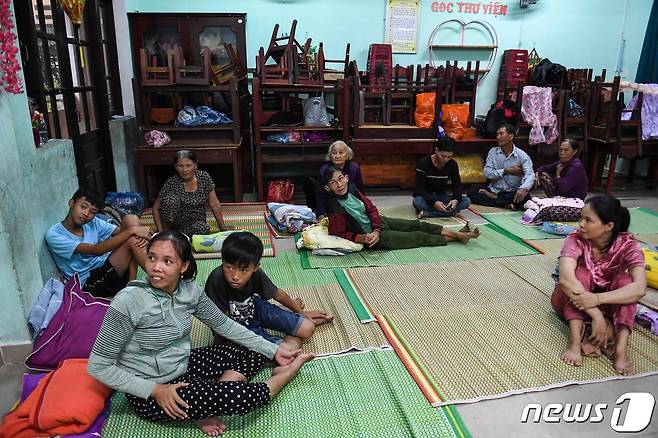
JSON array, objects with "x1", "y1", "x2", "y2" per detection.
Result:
[
  {"x1": 267, "y1": 179, "x2": 295, "y2": 203},
  {"x1": 414, "y1": 93, "x2": 436, "y2": 128},
  {"x1": 441, "y1": 104, "x2": 470, "y2": 139}
]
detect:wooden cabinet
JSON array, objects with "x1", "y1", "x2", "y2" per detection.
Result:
[
  {"x1": 128, "y1": 13, "x2": 248, "y2": 205},
  {"x1": 252, "y1": 81, "x2": 349, "y2": 200}
]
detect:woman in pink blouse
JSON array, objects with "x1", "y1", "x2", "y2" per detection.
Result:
[{"x1": 552, "y1": 195, "x2": 646, "y2": 375}]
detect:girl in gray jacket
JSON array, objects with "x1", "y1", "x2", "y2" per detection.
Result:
[{"x1": 88, "y1": 231, "x2": 314, "y2": 436}]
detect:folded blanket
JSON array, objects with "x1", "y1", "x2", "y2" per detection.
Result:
[
  {"x1": 0, "y1": 359, "x2": 111, "y2": 438},
  {"x1": 28, "y1": 277, "x2": 64, "y2": 341},
  {"x1": 19, "y1": 373, "x2": 111, "y2": 438},
  {"x1": 296, "y1": 220, "x2": 363, "y2": 254},
  {"x1": 191, "y1": 230, "x2": 241, "y2": 253},
  {"x1": 267, "y1": 202, "x2": 316, "y2": 233}
]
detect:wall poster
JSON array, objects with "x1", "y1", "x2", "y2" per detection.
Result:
[{"x1": 385, "y1": 0, "x2": 421, "y2": 54}]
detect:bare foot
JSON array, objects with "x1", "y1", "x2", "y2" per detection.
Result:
[
  {"x1": 506, "y1": 203, "x2": 516, "y2": 211},
  {"x1": 478, "y1": 188, "x2": 497, "y2": 200},
  {"x1": 614, "y1": 352, "x2": 635, "y2": 376},
  {"x1": 194, "y1": 417, "x2": 226, "y2": 436},
  {"x1": 271, "y1": 353, "x2": 315, "y2": 378},
  {"x1": 561, "y1": 342, "x2": 583, "y2": 366},
  {"x1": 454, "y1": 227, "x2": 480, "y2": 244},
  {"x1": 417, "y1": 211, "x2": 427, "y2": 219},
  {"x1": 581, "y1": 340, "x2": 602, "y2": 357},
  {"x1": 459, "y1": 221, "x2": 471, "y2": 232}
]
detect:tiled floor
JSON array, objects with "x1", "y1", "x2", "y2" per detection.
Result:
[{"x1": 2, "y1": 187, "x2": 657, "y2": 436}]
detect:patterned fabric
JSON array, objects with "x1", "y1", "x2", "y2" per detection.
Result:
[
  {"x1": 531, "y1": 205, "x2": 583, "y2": 224},
  {"x1": 158, "y1": 170, "x2": 216, "y2": 236},
  {"x1": 621, "y1": 83, "x2": 658, "y2": 140},
  {"x1": 521, "y1": 86, "x2": 559, "y2": 145}
]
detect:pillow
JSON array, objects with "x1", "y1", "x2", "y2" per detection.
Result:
[
  {"x1": 531, "y1": 205, "x2": 582, "y2": 224},
  {"x1": 25, "y1": 273, "x2": 110, "y2": 371}
]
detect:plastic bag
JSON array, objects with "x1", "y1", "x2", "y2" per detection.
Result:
[
  {"x1": 414, "y1": 93, "x2": 436, "y2": 128},
  {"x1": 303, "y1": 97, "x2": 331, "y2": 127},
  {"x1": 176, "y1": 105, "x2": 231, "y2": 127},
  {"x1": 105, "y1": 192, "x2": 145, "y2": 217},
  {"x1": 267, "y1": 180, "x2": 295, "y2": 203},
  {"x1": 441, "y1": 104, "x2": 469, "y2": 139},
  {"x1": 144, "y1": 130, "x2": 171, "y2": 148}
]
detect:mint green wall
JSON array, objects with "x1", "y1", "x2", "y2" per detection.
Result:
[
  {"x1": 123, "y1": 0, "x2": 652, "y2": 115},
  {"x1": 0, "y1": 5, "x2": 78, "y2": 347}
]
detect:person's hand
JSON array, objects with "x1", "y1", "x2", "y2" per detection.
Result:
[
  {"x1": 151, "y1": 383, "x2": 189, "y2": 420},
  {"x1": 589, "y1": 317, "x2": 609, "y2": 347},
  {"x1": 433, "y1": 201, "x2": 448, "y2": 212},
  {"x1": 505, "y1": 165, "x2": 523, "y2": 176},
  {"x1": 447, "y1": 199, "x2": 459, "y2": 211},
  {"x1": 364, "y1": 230, "x2": 380, "y2": 247},
  {"x1": 133, "y1": 235, "x2": 149, "y2": 248},
  {"x1": 556, "y1": 163, "x2": 564, "y2": 177},
  {"x1": 303, "y1": 310, "x2": 334, "y2": 326},
  {"x1": 274, "y1": 346, "x2": 300, "y2": 366},
  {"x1": 131, "y1": 225, "x2": 152, "y2": 240},
  {"x1": 294, "y1": 297, "x2": 305, "y2": 310},
  {"x1": 513, "y1": 189, "x2": 528, "y2": 205},
  {"x1": 571, "y1": 291, "x2": 599, "y2": 310}
]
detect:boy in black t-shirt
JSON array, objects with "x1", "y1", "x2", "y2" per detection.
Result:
[{"x1": 205, "y1": 232, "x2": 333, "y2": 351}]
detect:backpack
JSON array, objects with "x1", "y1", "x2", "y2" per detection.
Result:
[
  {"x1": 480, "y1": 100, "x2": 520, "y2": 138},
  {"x1": 532, "y1": 58, "x2": 566, "y2": 87}
]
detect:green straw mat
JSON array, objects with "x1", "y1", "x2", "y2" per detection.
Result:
[
  {"x1": 480, "y1": 212, "x2": 562, "y2": 239},
  {"x1": 468, "y1": 204, "x2": 509, "y2": 214},
  {"x1": 339, "y1": 258, "x2": 551, "y2": 319},
  {"x1": 102, "y1": 349, "x2": 469, "y2": 438},
  {"x1": 299, "y1": 224, "x2": 537, "y2": 269},
  {"x1": 141, "y1": 203, "x2": 274, "y2": 258},
  {"x1": 525, "y1": 238, "x2": 566, "y2": 255},
  {"x1": 338, "y1": 264, "x2": 658, "y2": 405},
  {"x1": 629, "y1": 208, "x2": 658, "y2": 234},
  {"x1": 379, "y1": 205, "x2": 466, "y2": 227},
  {"x1": 385, "y1": 307, "x2": 658, "y2": 405}
]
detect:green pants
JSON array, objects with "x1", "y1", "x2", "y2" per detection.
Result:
[{"x1": 376, "y1": 216, "x2": 447, "y2": 249}]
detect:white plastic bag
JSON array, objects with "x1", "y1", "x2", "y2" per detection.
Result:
[{"x1": 303, "y1": 96, "x2": 331, "y2": 127}]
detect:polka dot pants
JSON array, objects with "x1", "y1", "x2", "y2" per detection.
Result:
[{"x1": 126, "y1": 343, "x2": 271, "y2": 421}]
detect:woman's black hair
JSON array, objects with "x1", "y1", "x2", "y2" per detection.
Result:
[
  {"x1": 147, "y1": 231, "x2": 197, "y2": 280},
  {"x1": 174, "y1": 149, "x2": 198, "y2": 165},
  {"x1": 585, "y1": 195, "x2": 630, "y2": 250},
  {"x1": 221, "y1": 232, "x2": 263, "y2": 267},
  {"x1": 322, "y1": 165, "x2": 345, "y2": 187}
]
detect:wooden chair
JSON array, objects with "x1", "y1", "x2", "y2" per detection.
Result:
[
  {"x1": 174, "y1": 46, "x2": 210, "y2": 85},
  {"x1": 350, "y1": 60, "x2": 387, "y2": 125},
  {"x1": 256, "y1": 21, "x2": 298, "y2": 85},
  {"x1": 322, "y1": 43, "x2": 350, "y2": 83},
  {"x1": 448, "y1": 60, "x2": 480, "y2": 128},
  {"x1": 139, "y1": 48, "x2": 174, "y2": 86},
  {"x1": 294, "y1": 38, "x2": 324, "y2": 86},
  {"x1": 211, "y1": 42, "x2": 245, "y2": 85},
  {"x1": 586, "y1": 76, "x2": 643, "y2": 193},
  {"x1": 387, "y1": 64, "x2": 415, "y2": 125}
]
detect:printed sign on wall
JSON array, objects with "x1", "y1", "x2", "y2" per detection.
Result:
[{"x1": 386, "y1": 0, "x2": 421, "y2": 53}]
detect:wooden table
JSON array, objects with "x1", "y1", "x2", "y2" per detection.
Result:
[{"x1": 135, "y1": 139, "x2": 242, "y2": 206}]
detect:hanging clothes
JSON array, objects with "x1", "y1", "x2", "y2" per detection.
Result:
[
  {"x1": 521, "y1": 86, "x2": 559, "y2": 145},
  {"x1": 620, "y1": 83, "x2": 658, "y2": 140}
]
